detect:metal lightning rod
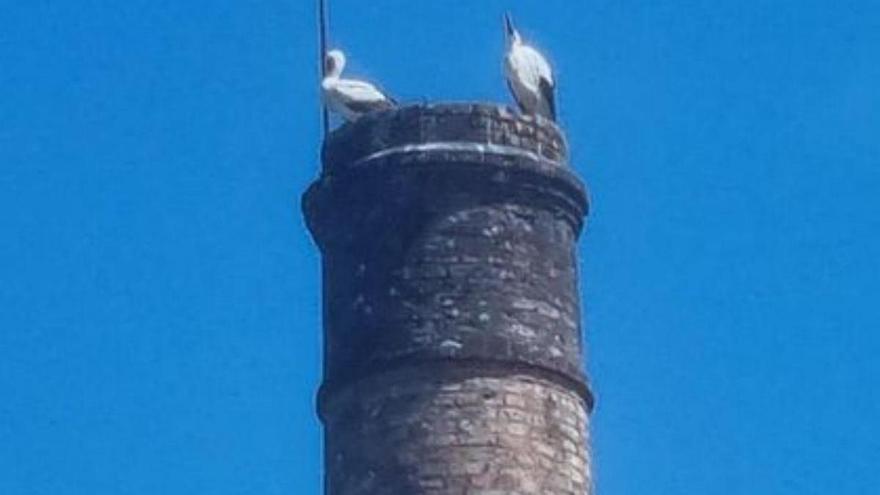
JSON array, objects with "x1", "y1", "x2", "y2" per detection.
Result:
[{"x1": 318, "y1": 0, "x2": 330, "y2": 136}]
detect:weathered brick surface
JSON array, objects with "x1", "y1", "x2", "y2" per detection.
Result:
[
  {"x1": 303, "y1": 103, "x2": 593, "y2": 494},
  {"x1": 324, "y1": 368, "x2": 591, "y2": 495},
  {"x1": 320, "y1": 103, "x2": 569, "y2": 171}
]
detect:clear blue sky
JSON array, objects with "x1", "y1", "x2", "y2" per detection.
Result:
[{"x1": 1, "y1": 1, "x2": 877, "y2": 493}]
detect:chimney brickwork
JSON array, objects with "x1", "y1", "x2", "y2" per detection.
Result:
[{"x1": 303, "y1": 103, "x2": 593, "y2": 495}]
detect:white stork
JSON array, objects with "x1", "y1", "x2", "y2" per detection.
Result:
[
  {"x1": 321, "y1": 49, "x2": 396, "y2": 122},
  {"x1": 503, "y1": 14, "x2": 556, "y2": 121}
]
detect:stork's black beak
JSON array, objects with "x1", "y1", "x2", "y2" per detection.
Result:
[{"x1": 504, "y1": 13, "x2": 515, "y2": 38}]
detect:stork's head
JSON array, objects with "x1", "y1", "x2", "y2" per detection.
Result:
[
  {"x1": 325, "y1": 49, "x2": 346, "y2": 78},
  {"x1": 504, "y1": 13, "x2": 521, "y2": 45}
]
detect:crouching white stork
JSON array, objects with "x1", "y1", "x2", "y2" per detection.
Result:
[
  {"x1": 321, "y1": 49, "x2": 396, "y2": 122},
  {"x1": 503, "y1": 13, "x2": 556, "y2": 121}
]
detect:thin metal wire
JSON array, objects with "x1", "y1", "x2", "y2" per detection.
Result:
[{"x1": 318, "y1": 0, "x2": 330, "y2": 136}]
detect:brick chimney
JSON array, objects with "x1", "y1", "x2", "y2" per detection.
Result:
[{"x1": 303, "y1": 103, "x2": 593, "y2": 494}]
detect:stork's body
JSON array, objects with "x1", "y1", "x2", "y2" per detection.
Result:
[
  {"x1": 321, "y1": 50, "x2": 396, "y2": 122},
  {"x1": 503, "y1": 15, "x2": 556, "y2": 120}
]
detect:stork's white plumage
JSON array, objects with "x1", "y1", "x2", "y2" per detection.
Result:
[
  {"x1": 503, "y1": 14, "x2": 556, "y2": 120},
  {"x1": 321, "y1": 50, "x2": 396, "y2": 122}
]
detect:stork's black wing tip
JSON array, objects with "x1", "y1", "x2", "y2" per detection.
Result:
[{"x1": 539, "y1": 78, "x2": 557, "y2": 121}]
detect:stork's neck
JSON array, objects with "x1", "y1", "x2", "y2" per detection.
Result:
[
  {"x1": 509, "y1": 31, "x2": 522, "y2": 47},
  {"x1": 325, "y1": 66, "x2": 341, "y2": 80}
]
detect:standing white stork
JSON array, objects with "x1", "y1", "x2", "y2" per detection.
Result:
[
  {"x1": 321, "y1": 49, "x2": 396, "y2": 122},
  {"x1": 503, "y1": 13, "x2": 556, "y2": 121}
]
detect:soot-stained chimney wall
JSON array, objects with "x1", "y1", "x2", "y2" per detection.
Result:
[{"x1": 303, "y1": 103, "x2": 593, "y2": 495}]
